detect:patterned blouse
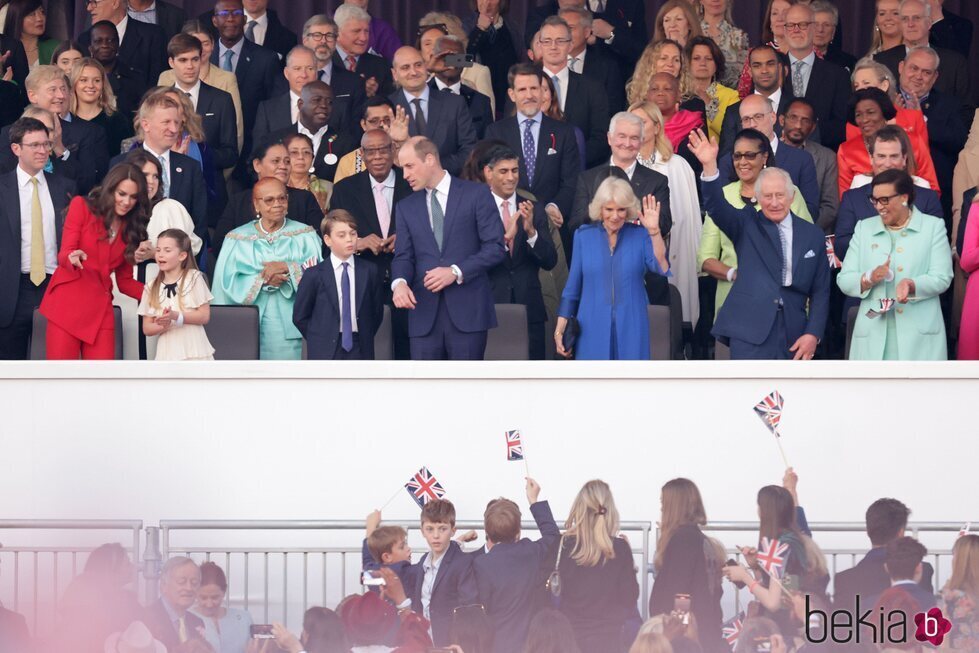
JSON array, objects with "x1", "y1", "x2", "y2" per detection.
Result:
[
  {"x1": 702, "y1": 19, "x2": 750, "y2": 89},
  {"x1": 941, "y1": 588, "x2": 979, "y2": 651}
]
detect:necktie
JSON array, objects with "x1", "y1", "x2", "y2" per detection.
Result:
[
  {"x1": 591, "y1": 0, "x2": 605, "y2": 12},
  {"x1": 345, "y1": 55, "x2": 357, "y2": 72},
  {"x1": 177, "y1": 617, "x2": 188, "y2": 643},
  {"x1": 221, "y1": 49, "x2": 234, "y2": 72},
  {"x1": 373, "y1": 183, "x2": 390, "y2": 238},
  {"x1": 29, "y1": 177, "x2": 45, "y2": 286},
  {"x1": 522, "y1": 119, "x2": 537, "y2": 185},
  {"x1": 430, "y1": 190, "x2": 444, "y2": 251},
  {"x1": 778, "y1": 223, "x2": 790, "y2": 286},
  {"x1": 158, "y1": 155, "x2": 170, "y2": 198},
  {"x1": 245, "y1": 20, "x2": 257, "y2": 43},
  {"x1": 551, "y1": 74, "x2": 562, "y2": 111},
  {"x1": 568, "y1": 56, "x2": 579, "y2": 72},
  {"x1": 341, "y1": 262, "x2": 353, "y2": 352},
  {"x1": 318, "y1": 67, "x2": 330, "y2": 84},
  {"x1": 411, "y1": 97, "x2": 427, "y2": 134},
  {"x1": 501, "y1": 199, "x2": 514, "y2": 257},
  {"x1": 792, "y1": 60, "x2": 806, "y2": 97}
]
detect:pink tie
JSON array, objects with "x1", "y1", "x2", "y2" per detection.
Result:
[
  {"x1": 373, "y1": 183, "x2": 390, "y2": 238},
  {"x1": 501, "y1": 200, "x2": 514, "y2": 256}
]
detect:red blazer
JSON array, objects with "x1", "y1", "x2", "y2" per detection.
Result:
[
  {"x1": 837, "y1": 122, "x2": 940, "y2": 198},
  {"x1": 845, "y1": 107, "x2": 930, "y2": 150},
  {"x1": 40, "y1": 196, "x2": 144, "y2": 343}
]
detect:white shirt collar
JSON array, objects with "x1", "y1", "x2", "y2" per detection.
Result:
[
  {"x1": 568, "y1": 48, "x2": 586, "y2": 67},
  {"x1": 116, "y1": 14, "x2": 129, "y2": 44},
  {"x1": 143, "y1": 144, "x2": 169, "y2": 161},
  {"x1": 174, "y1": 78, "x2": 201, "y2": 98},
  {"x1": 404, "y1": 84, "x2": 430, "y2": 102},
  {"x1": 16, "y1": 165, "x2": 45, "y2": 188},
  {"x1": 491, "y1": 191, "x2": 516, "y2": 213},
  {"x1": 543, "y1": 62, "x2": 569, "y2": 78},
  {"x1": 756, "y1": 86, "x2": 782, "y2": 110},
  {"x1": 434, "y1": 77, "x2": 462, "y2": 95},
  {"x1": 430, "y1": 170, "x2": 451, "y2": 198},
  {"x1": 372, "y1": 169, "x2": 395, "y2": 189},
  {"x1": 612, "y1": 156, "x2": 638, "y2": 179},
  {"x1": 223, "y1": 38, "x2": 245, "y2": 57},
  {"x1": 244, "y1": 10, "x2": 268, "y2": 27},
  {"x1": 769, "y1": 135, "x2": 779, "y2": 155},
  {"x1": 330, "y1": 252, "x2": 353, "y2": 269},
  {"x1": 298, "y1": 122, "x2": 329, "y2": 140},
  {"x1": 788, "y1": 50, "x2": 816, "y2": 67}
]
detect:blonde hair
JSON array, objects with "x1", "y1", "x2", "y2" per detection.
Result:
[
  {"x1": 588, "y1": 177, "x2": 640, "y2": 223},
  {"x1": 164, "y1": 89, "x2": 205, "y2": 143},
  {"x1": 653, "y1": 0, "x2": 703, "y2": 46},
  {"x1": 68, "y1": 58, "x2": 118, "y2": 116},
  {"x1": 627, "y1": 40, "x2": 683, "y2": 107},
  {"x1": 654, "y1": 478, "x2": 708, "y2": 572},
  {"x1": 947, "y1": 534, "x2": 979, "y2": 596},
  {"x1": 629, "y1": 632, "x2": 674, "y2": 653},
  {"x1": 146, "y1": 229, "x2": 199, "y2": 311},
  {"x1": 564, "y1": 479, "x2": 620, "y2": 567},
  {"x1": 25, "y1": 64, "x2": 66, "y2": 94},
  {"x1": 629, "y1": 101, "x2": 673, "y2": 162},
  {"x1": 851, "y1": 56, "x2": 898, "y2": 99}
]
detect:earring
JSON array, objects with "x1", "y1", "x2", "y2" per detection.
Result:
[{"x1": 901, "y1": 201, "x2": 908, "y2": 207}]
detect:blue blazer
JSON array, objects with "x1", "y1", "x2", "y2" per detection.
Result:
[
  {"x1": 701, "y1": 175, "x2": 830, "y2": 352},
  {"x1": 720, "y1": 143, "x2": 820, "y2": 220},
  {"x1": 408, "y1": 541, "x2": 480, "y2": 646},
  {"x1": 558, "y1": 222, "x2": 668, "y2": 360},
  {"x1": 390, "y1": 176, "x2": 506, "y2": 337},
  {"x1": 473, "y1": 501, "x2": 562, "y2": 653},
  {"x1": 292, "y1": 257, "x2": 383, "y2": 359}
]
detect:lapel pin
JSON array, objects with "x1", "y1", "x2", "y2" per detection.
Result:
[{"x1": 175, "y1": 167, "x2": 182, "y2": 173}]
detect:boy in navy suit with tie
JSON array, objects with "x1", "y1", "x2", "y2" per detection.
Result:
[{"x1": 293, "y1": 210, "x2": 383, "y2": 359}]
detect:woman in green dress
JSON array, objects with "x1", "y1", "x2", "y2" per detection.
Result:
[
  {"x1": 4, "y1": 0, "x2": 58, "y2": 69},
  {"x1": 213, "y1": 177, "x2": 323, "y2": 360}
]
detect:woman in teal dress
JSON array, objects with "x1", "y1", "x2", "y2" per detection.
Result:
[
  {"x1": 213, "y1": 178, "x2": 323, "y2": 360},
  {"x1": 837, "y1": 169, "x2": 952, "y2": 360}
]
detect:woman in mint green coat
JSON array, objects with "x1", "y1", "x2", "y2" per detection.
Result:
[{"x1": 837, "y1": 169, "x2": 952, "y2": 360}]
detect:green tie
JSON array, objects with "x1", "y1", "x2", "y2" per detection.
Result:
[
  {"x1": 430, "y1": 190, "x2": 444, "y2": 250},
  {"x1": 29, "y1": 177, "x2": 45, "y2": 285}
]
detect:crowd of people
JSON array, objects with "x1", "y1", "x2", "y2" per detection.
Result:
[
  {"x1": 2, "y1": 471, "x2": 978, "y2": 653},
  {"x1": 0, "y1": 0, "x2": 978, "y2": 361}
]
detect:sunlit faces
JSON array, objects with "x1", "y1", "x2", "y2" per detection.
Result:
[
  {"x1": 399, "y1": 144, "x2": 437, "y2": 191},
  {"x1": 483, "y1": 157, "x2": 519, "y2": 199},
  {"x1": 169, "y1": 50, "x2": 201, "y2": 88},
  {"x1": 876, "y1": 0, "x2": 902, "y2": 41},
  {"x1": 538, "y1": 23, "x2": 572, "y2": 69},
  {"x1": 769, "y1": 0, "x2": 792, "y2": 39},
  {"x1": 286, "y1": 138, "x2": 314, "y2": 177},
  {"x1": 303, "y1": 24, "x2": 337, "y2": 63},
  {"x1": 600, "y1": 201, "x2": 629, "y2": 235},
  {"x1": 253, "y1": 178, "x2": 289, "y2": 222},
  {"x1": 22, "y1": 6, "x2": 46, "y2": 38},
  {"x1": 748, "y1": 48, "x2": 781, "y2": 92},
  {"x1": 899, "y1": 50, "x2": 939, "y2": 98},
  {"x1": 323, "y1": 219, "x2": 358, "y2": 258},
  {"x1": 757, "y1": 174, "x2": 792, "y2": 223},
  {"x1": 89, "y1": 24, "x2": 120, "y2": 64},
  {"x1": 852, "y1": 67, "x2": 888, "y2": 92},
  {"x1": 212, "y1": 0, "x2": 246, "y2": 44},
  {"x1": 160, "y1": 561, "x2": 201, "y2": 612},
  {"x1": 608, "y1": 118, "x2": 642, "y2": 163},
  {"x1": 731, "y1": 138, "x2": 768, "y2": 182},
  {"x1": 662, "y1": 7, "x2": 691, "y2": 45},
  {"x1": 391, "y1": 47, "x2": 428, "y2": 94},
  {"x1": 813, "y1": 11, "x2": 837, "y2": 50},
  {"x1": 55, "y1": 48, "x2": 83, "y2": 75},
  {"x1": 870, "y1": 181, "x2": 908, "y2": 224},
  {"x1": 337, "y1": 18, "x2": 370, "y2": 57},
  {"x1": 28, "y1": 78, "x2": 68, "y2": 116},
  {"x1": 689, "y1": 44, "x2": 717, "y2": 81},
  {"x1": 253, "y1": 144, "x2": 291, "y2": 183},
  {"x1": 421, "y1": 520, "x2": 455, "y2": 557},
  {"x1": 783, "y1": 5, "x2": 815, "y2": 51},
  {"x1": 780, "y1": 103, "x2": 816, "y2": 145},
  {"x1": 361, "y1": 104, "x2": 394, "y2": 132},
  {"x1": 284, "y1": 49, "x2": 316, "y2": 95},
  {"x1": 508, "y1": 73, "x2": 542, "y2": 118},
  {"x1": 630, "y1": 108, "x2": 660, "y2": 147},
  {"x1": 141, "y1": 105, "x2": 181, "y2": 151},
  {"x1": 361, "y1": 131, "x2": 394, "y2": 181},
  {"x1": 382, "y1": 537, "x2": 411, "y2": 564},
  {"x1": 646, "y1": 74, "x2": 680, "y2": 116},
  {"x1": 113, "y1": 179, "x2": 139, "y2": 218},
  {"x1": 738, "y1": 96, "x2": 776, "y2": 139},
  {"x1": 871, "y1": 139, "x2": 908, "y2": 174},
  {"x1": 854, "y1": 99, "x2": 887, "y2": 138},
  {"x1": 898, "y1": 0, "x2": 931, "y2": 45},
  {"x1": 74, "y1": 66, "x2": 104, "y2": 107},
  {"x1": 653, "y1": 42, "x2": 682, "y2": 77},
  {"x1": 155, "y1": 235, "x2": 189, "y2": 273},
  {"x1": 12, "y1": 128, "x2": 52, "y2": 173}
]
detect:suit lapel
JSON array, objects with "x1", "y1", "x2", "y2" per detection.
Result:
[
  {"x1": 354, "y1": 258, "x2": 368, "y2": 317},
  {"x1": 791, "y1": 216, "x2": 807, "y2": 280},
  {"x1": 441, "y1": 177, "x2": 461, "y2": 250},
  {"x1": 358, "y1": 172, "x2": 382, "y2": 236},
  {"x1": 426, "y1": 92, "x2": 443, "y2": 138},
  {"x1": 431, "y1": 543, "x2": 454, "y2": 596},
  {"x1": 534, "y1": 117, "x2": 552, "y2": 187},
  {"x1": 324, "y1": 261, "x2": 339, "y2": 310},
  {"x1": 169, "y1": 157, "x2": 182, "y2": 197},
  {"x1": 3, "y1": 174, "x2": 18, "y2": 243},
  {"x1": 237, "y1": 41, "x2": 254, "y2": 81},
  {"x1": 758, "y1": 218, "x2": 784, "y2": 281}
]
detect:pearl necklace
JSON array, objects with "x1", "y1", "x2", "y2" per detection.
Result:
[{"x1": 257, "y1": 218, "x2": 285, "y2": 242}]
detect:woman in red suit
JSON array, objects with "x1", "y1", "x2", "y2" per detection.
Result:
[
  {"x1": 40, "y1": 163, "x2": 151, "y2": 359},
  {"x1": 837, "y1": 88, "x2": 939, "y2": 197}
]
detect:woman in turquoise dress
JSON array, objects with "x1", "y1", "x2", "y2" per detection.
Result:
[
  {"x1": 213, "y1": 178, "x2": 323, "y2": 360},
  {"x1": 837, "y1": 169, "x2": 952, "y2": 360}
]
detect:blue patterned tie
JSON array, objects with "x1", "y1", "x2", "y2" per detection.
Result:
[
  {"x1": 158, "y1": 156, "x2": 170, "y2": 198},
  {"x1": 341, "y1": 262, "x2": 353, "y2": 352},
  {"x1": 792, "y1": 60, "x2": 805, "y2": 97},
  {"x1": 778, "y1": 224, "x2": 790, "y2": 286},
  {"x1": 222, "y1": 49, "x2": 234, "y2": 72},
  {"x1": 523, "y1": 119, "x2": 536, "y2": 185}
]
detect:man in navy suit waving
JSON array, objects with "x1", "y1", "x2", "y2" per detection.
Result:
[
  {"x1": 391, "y1": 137, "x2": 506, "y2": 360},
  {"x1": 690, "y1": 128, "x2": 830, "y2": 360}
]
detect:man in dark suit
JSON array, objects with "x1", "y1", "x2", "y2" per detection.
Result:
[
  {"x1": 813, "y1": 1, "x2": 856, "y2": 73},
  {"x1": 243, "y1": 0, "x2": 296, "y2": 62},
  {"x1": 78, "y1": 0, "x2": 168, "y2": 89},
  {"x1": 526, "y1": 0, "x2": 646, "y2": 70},
  {"x1": 720, "y1": 95, "x2": 821, "y2": 220},
  {"x1": 427, "y1": 36, "x2": 493, "y2": 140},
  {"x1": 0, "y1": 66, "x2": 109, "y2": 195},
  {"x1": 926, "y1": 0, "x2": 973, "y2": 58},
  {"x1": 863, "y1": 537, "x2": 938, "y2": 612},
  {"x1": 833, "y1": 498, "x2": 935, "y2": 610},
  {"x1": 391, "y1": 136, "x2": 506, "y2": 360},
  {"x1": 0, "y1": 118, "x2": 76, "y2": 359},
  {"x1": 538, "y1": 16, "x2": 609, "y2": 167},
  {"x1": 302, "y1": 15, "x2": 366, "y2": 136},
  {"x1": 128, "y1": 0, "x2": 187, "y2": 41},
  {"x1": 88, "y1": 21, "x2": 146, "y2": 121},
  {"x1": 691, "y1": 129, "x2": 829, "y2": 360},
  {"x1": 333, "y1": 3, "x2": 394, "y2": 99},
  {"x1": 330, "y1": 129, "x2": 412, "y2": 358},
  {"x1": 781, "y1": 4, "x2": 851, "y2": 151},
  {"x1": 389, "y1": 46, "x2": 476, "y2": 177},
  {"x1": 481, "y1": 144, "x2": 557, "y2": 360},
  {"x1": 269, "y1": 81, "x2": 357, "y2": 183},
  {"x1": 253, "y1": 45, "x2": 316, "y2": 147},
  {"x1": 112, "y1": 92, "x2": 208, "y2": 238},
  {"x1": 210, "y1": 0, "x2": 279, "y2": 181},
  {"x1": 142, "y1": 557, "x2": 205, "y2": 649},
  {"x1": 719, "y1": 45, "x2": 790, "y2": 155},
  {"x1": 560, "y1": 7, "x2": 625, "y2": 115}
]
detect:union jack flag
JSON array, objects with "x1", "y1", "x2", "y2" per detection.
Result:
[
  {"x1": 825, "y1": 235, "x2": 842, "y2": 269},
  {"x1": 404, "y1": 467, "x2": 446, "y2": 508},
  {"x1": 301, "y1": 256, "x2": 319, "y2": 271},
  {"x1": 722, "y1": 612, "x2": 746, "y2": 649},
  {"x1": 960, "y1": 522, "x2": 971, "y2": 538},
  {"x1": 757, "y1": 536, "x2": 790, "y2": 580},
  {"x1": 879, "y1": 298, "x2": 895, "y2": 313},
  {"x1": 505, "y1": 430, "x2": 524, "y2": 461},
  {"x1": 753, "y1": 391, "x2": 784, "y2": 436}
]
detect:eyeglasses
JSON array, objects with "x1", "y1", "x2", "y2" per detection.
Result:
[
  {"x1": 740, "y1": 113, "x2": 769, "y2": 125},
  {"x1": 364, "y1": 116, "x2": 392, "y2": 127},
  {"x1": 363, "y1": 145, "x2": 392, "y2": 156},
  {"x1": 901, "y1": 15, "x2": 925, "y2": 23},
  {"x1": 869, "y1": 193, "x2": 901, "y2": 207},
  {"x1": 214, "y1": 9, "x2": 245, "y2": 18},
  {"x1": 538, "y1": 38, "x2": 572, "y2": 47},
  {"x1": 306, "y1": 31, "x2": 337, "y2": 42},
  {"x1": 784, "y1": 21, "x2": 813, "y2": 31},
  {"x1": 259, "y1": 195, "x2": 289, "y2": 205},
  {"x1": 20, "y1": 141, "x2": 52, "y2": 150},
  {"x1": 732, "y1": 150, "x2": 764, "y2": 161}
]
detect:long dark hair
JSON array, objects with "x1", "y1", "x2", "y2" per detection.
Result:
[
  {"x1": 3, "y1": 0, "x2": 45, "y2": 42},
  {"x1": 86, "y1": 163, "x2": 150, "y2": 264},
  {"x1": 124, "y1": 149, "x2": 164, "y2": 206},
  {"x1": 302, "y1": 607, "x2": 349, "y2": 653}
]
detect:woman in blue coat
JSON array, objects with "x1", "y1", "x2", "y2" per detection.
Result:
[{"x1": 555, "y1": 177, "x2": 671, "y2": 360}]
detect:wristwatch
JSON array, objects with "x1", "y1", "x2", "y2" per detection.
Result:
[{"x1": 604, "y1": 30, "x2": 616, "y2": 45}]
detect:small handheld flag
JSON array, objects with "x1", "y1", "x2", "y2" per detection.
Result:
[
  {"x1": 757, "y1": 536, "x2": 790, "y2": 580},
  {"x1": 722, "y1": 612, "x2": 745, "y2": 650},
  {"x1": 754, "y1": 391, "x2": 784, "y2": 435},
  {"x1": 404, "y1": 467, "x2": 446, "y2": 508},
  {"x1": 825, "y1": 235, "x2": 842, "y2": 269},
  {"x1": 505, "y1": 430, "x2": 524, "y2": 461},
  {"x1": 960, "y1": 522, "x2": 971, "y2": 538},
  {"x1": 301, "y1": 256, "x2": 319, "y2": 271},
  {"x1": 866, "y1": 298, "x2": 897, "y2": 319}
]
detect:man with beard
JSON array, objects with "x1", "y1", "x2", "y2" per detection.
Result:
[{"x1": 779, "y1": 98, "x2": 838, "y2": 233}]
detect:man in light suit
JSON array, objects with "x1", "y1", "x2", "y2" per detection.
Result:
[
  {"x1": 720, "y1": 95, "x2": 820, "y2": 220},
  {"x1": 779, "y1": 98, "x2": 839, "y2": 234},
  {"x1": 79, "y1": 0, "x2": 168, "y2": 89},
  {"x1": 0, "y1": 118, "x2": 76, "y2": 360},
  {"x1": 391, "y1": 137, "x2": 506, "y2": 360},
  {"x1": 389, "y1": 46, "x2": 476, "y2": 177},
  {"x1": 142, "y1": 557, "x2": 205, "y2": 649},
  {"x1": 690, "y1": 128, "x2": 830, "y2": 360}
]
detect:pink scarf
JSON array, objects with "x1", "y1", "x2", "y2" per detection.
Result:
[{"x1": 665, "y1": 110, "x2": 705, "y2": 152}]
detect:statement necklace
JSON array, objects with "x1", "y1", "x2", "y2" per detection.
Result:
[{"x1": 257, "y1": 218, "x2": 285, "y2": 243}]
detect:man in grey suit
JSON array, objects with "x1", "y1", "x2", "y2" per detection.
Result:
[
  {"x1": 388, "y1": 46, "x2": 476, "y2": 177},
  {"x1": 779, "y1": 98, "x2": 839, "y2": 234}
]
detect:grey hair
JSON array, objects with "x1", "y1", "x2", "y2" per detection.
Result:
[
  {"x1": 558, "y1": 6, "x2": 594, "y2": 28},
  {"x1": 21, "y1": 105, "x2": 55, "y2": 124},
  {"x1": 754, "y1": 167, "x2": 796, "y2": 200},
  {"x1": 285, "y1": 45, "x2": 315, "y2": 67},
  {"x1": 852, "y1": 56, "x2": 898, "y2": 96},
  {"x1": 608, "y1": 111, "x2": 644, "y2": 141},
  {"x1": 302, "y1": 15, "x2": 336, "y2": 39},
  {"x1": 810, "y1": 0, "x2": 839, "y2": 25},
  {"x1": 433, "y1": 34, "x2": 465, "y2": 56},
  {"x1": 588, "y1": 177, "x2": 640, "y2": 223},
  {"x1": 899, "y1": 0, "x2": 931, "y2": 18},
  {"x1": 160, "y1": 556, "x2": 200, "y2": 583},
  {"x1": 334, "y1": 4, "x2": 370, "y2": 29},
  {"x1": 360, "y1": 128, "x2": 391, "y2": 148},
  {"x1": 906, "y1": 45, "x2": 940, "y2": 69}
]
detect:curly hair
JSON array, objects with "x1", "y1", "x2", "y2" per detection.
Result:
[
  {"x1": 87, "y1": 163, "x2": 151, "y2": 264},
  {"x1": 652, "y1": 0, "x2": 703, "y2": 45},
  {"x1": 627, "y1": 39, "x2": 684, "y2": 107}
]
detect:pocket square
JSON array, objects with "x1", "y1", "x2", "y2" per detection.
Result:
[
  {"x1": 804, "y1": 249, "x2": 816, "y2": 258},
  {"x1": 205, "y1": 112, "x2": 214, "y2": 117}
]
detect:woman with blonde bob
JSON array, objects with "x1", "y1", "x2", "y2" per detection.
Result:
[
  {"x1": 69, "y1": 57, "x2": 131, "y2": 156},
  {"x1": 628, "y1": 631, "x2": 673, "y2": 653},
  {"x1": 557, "y1": 480, "x2": 640, "y2": 653},
  {"x1": 939, "y1": 534, "x2": 979, "y2": 649}
]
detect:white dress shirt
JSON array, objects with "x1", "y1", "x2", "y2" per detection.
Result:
[
  {"x1": 612, "y1": 157, "x2": 639, "y2": 180},
  {"x1": 433, "y1": 77, "x2": 462, "y2": 95},
  {"x1": 420, "y1": 551, "x2": 446, "y2": 621},
  {"x1": 331, "y1": 253, "x2": 358, "y2": 333},
  {"x1": 289, "y1": 90, "x2": 301, "y2": 124},
  {"x1": 174, "y1": 79, "x2": 201, "y2": 111},
  {"x1": 568, "y1": 48, "x2": 587, "y2": 73},
  {"x1": 17, "y1": 166, "x2": 57, "y2": 274},
  {"x1": 769, "y1": 135, "x2": 780, "y2": 157},
  {"x1": 404, "y1": 85, "x2": 431, "y2": 124},
  {"x1": 115, "y1": 14, "x2": 129, "y2": 45},
  {"x1": 298, "y1": 122, "x2": 329, "y2": 158},
  {"x1": 756, "y1": 86, "x2": 782, "y2": 114},
  {"x1": 218, "y1": 38, "x2": 245, "y2": 73},
  {"x1": 491, "y1": 191, "x2": 538, "y2": 247},
  {"x1": 776, "y1": 213, "x2": 794, "y2": 286},
  {"x1": 244, "y1": 11, "x2": 268, "y2": 46},
  {"x1": 543, "y1": 64, "x2": 570, "y2": 112}
]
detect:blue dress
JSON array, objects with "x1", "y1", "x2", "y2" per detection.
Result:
[{"x1": 558, "y1": 223, "x2": 669, "y2": 360}]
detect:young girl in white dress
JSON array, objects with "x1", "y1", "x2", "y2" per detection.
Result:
[{"x1": 138, "y1": 228, "x2": 215, "y2": 360}]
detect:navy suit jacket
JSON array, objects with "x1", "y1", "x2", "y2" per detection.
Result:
[
  {"x1": 141, "y1": 600, "x2": 205, "y2": 650},
  {"x1": 473, "y1": 501, "x2": 561, "y2": 653},
  {"x1": 833, "y1": 546, "x2": 935, "y2": 610},
  {"x1": 0, "y1": 170, "x2": 76, "y2": 328},
  {"x1": 79, "y1": 18, "x2": 167, "y2": 89},
  {"x1": 782, "y1": 56, "x2": 851, "y2": 151},
  {"x1": 487, "y1": 200, "x2": 558, "y2": 324},
  {"x1": 251, "y1": 91, "x2": 292, "y2": 147},
  {"x1": 559, "y1": 70, "x2": 611, "y2": 167},
  {"x1": 427, "y1": 78, "x2": 493, "y2": 140},
  {"x1": 407, "y1": 541, "x2": 479, "y2": 646},
  {"x1": 701, "y1": 175, "x2": 830, "y2": 352},
  {"x1": 196, "y1": 82, "x2": 239, "y2": 172},
  {"x1": 111, "y1": 149, "x2": 207, "y2": 238},
  {"x1": 390, "y1": 176, "x2": 506, "y2": 337},
  {"x1": 720, "y1": 141, "x2": 820, "y2": 220},
  {"x1": 332, "y1": 50, "x2": 394, "y2": 98},
  {"x1": 484, "y1": 114, "x2": 581, "y2": 218},
  {"x1": 293, "y1": 257, "x2": 383, "y2": 359},
  {"x1": 0, "y1": 117, "x2": 108, "y2": 195},
  {"x1": 389, "y1": 89, "x2": 477, "y2": 176}
]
